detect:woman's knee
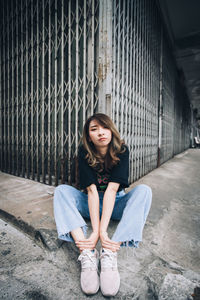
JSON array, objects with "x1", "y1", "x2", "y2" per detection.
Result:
[
  {"x1": 54, "y1": 184, "x2": 74, "y2": 194},
  {"x1": 137, "y1": 184, "x2": 152, "y2": 207},
  {"x1": 134, "y1": 184, "x2": 152, "y2": 195},
  {"x1": 54, "y1": 184, "x2": 74, "y2": 204},
  {"x1": 128, "y1": 184, "x2": 152, "y2": 205}
]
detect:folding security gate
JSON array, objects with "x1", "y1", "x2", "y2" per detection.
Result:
[
  {"x1": 0, "y1": 0, "x2": 191, "y2": 186},
  {"x1": 0, "y1": 0, "x2": 99, "y2": 185},
  {"x1": 110, "y1": 0, "x2": 190, "y2": 182}
]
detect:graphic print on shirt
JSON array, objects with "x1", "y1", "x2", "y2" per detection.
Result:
[{"x1": 97, "y1": 173, "x2": 110, "y2": 191}]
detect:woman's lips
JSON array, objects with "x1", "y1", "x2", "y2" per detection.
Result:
[{"x1": 98, "y1": 137, "x2": 107, "y2": 141}]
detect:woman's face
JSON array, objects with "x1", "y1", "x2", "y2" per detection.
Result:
[{"x1": 88, "y1": 119, "x2": 112, "y2": 150}]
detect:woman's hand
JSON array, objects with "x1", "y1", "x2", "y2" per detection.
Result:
[
  {"x1": 100, "y1": 231, "x2": 121, "y2": 252},
  {"x1": 75, "y1": 231, "x2": 99, "y2": 252}
]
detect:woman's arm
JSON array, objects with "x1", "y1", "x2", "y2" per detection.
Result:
[
  {"x1": 75, "y1": 184, "x2": 100, "y2": 251},
  {"x1": 87, "y1": 184, "x2": 100, "y2": 233},
  {"x1": 100, "y1": 182, "x2": 121, "y2": 251}
]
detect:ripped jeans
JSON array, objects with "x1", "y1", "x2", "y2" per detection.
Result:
[{"x1": 53, "y1": 184, "x2": 152, "y2": 248}]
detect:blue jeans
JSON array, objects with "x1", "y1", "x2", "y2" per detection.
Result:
[{"x1": 53, "y1": 184, "x2": 152, "y2": 248}]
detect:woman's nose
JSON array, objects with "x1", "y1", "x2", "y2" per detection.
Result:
[{"x1": 98, "y1": 127, "x2": 104, "y2": 135}]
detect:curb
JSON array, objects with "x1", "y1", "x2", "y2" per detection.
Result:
[{"x1": 0, "y1": 209, "x2": 63, "y2": 251}]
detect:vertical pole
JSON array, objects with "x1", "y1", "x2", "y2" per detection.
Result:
[
  {"x1": 67, "y1": 0, "x2": 71, "y2": 184},
  {"x1": 2, "y1": 2, "x2": 6, "y2": 171},
  {"x1": 141, "y1": 0, "x2": 145, "y2": 177},
  {"x1": 0, "y1": 9, "x2": 2, "y2": 170},
  {"x1": 20, "y1": 0, "x2": 24, "y2": 177},
  {"x1": 143, "y1": 0, "x2": 146, "y2": 176},
  {"x1": 41, "y1": 0, "x2": 45, "y2": 182},
  {"x1": 98, "y1": 0, "x2": 112, "y2": 116},
  {"x1": 60, "y1": 0, "x2": 64, "y2": 182},
  {"x1": 171, "y1": 60, "x2": 175, "y2": 157},
  {"x1": 11, "y1": 0, "x2": 15, "y2": 174},
  {"x1": 138, "y1": 0, "x2": 142, "y2": 178},
  {"x1": 157, "y1": 25, "x2": 163, "y2": 167},
  {"x1": 36, "y1": 0, "x2": 40, "y2": 181},
  {"x1": 132, "y1": 0, "x2": 136, "y2": 181},
  {"x1": 152, "y1": 1, "x2": 155, "y2": 167},
  {"x1": 129, "y1": 0, "x2": 134, "y2": 183},
  {"x1": 135, "y1": 0, "x2": 138, "y2": 179},
  {"x1": 7, "y1": 1, "x2": 10, "y2": 173},
  {"x1": 143, "y1": 0, "x2": 147, "y2": 174},
  {"x1": 140, "y1": 0, "x2": 144, "y2": 177},
  {"x1": 190, "y1": 105, "x2": 194, "y2": 148},
  {"x1": 48, "y1": 0, "x2": 52, "y2": 185},
  {"x1": 116, "y1": 0, "x2": 121, "y2": 128},
  {"x1": 135, "y1": 0, "x2": 139, "y2": 181},
  {"x1": 125, "y1": 0, "x2": 129, "y2": 143},
  {"x1": 16, "y1": 2, "x2": 19, "y2": 176},
  {"x1": 144, "y1": 1, "x2": 149, "y2": 174},
  {"x1": 149, "y1": 0, "x2": 153, "y2": 169},
  {"x1": 120, "y1": 0, "x2": 125, "y2": 136},
  {"x1": 155, "y1": 3, "x2": 159, "y2": 165},
  {"x1": 105, "y1": 0, "x2": 112, "y2": 117},
  {"x1": 132, "y1": 0, "x2": 136, "y2": 182},
  {"x1": 25, "y1": 0, "x2": 29, "y2": 178},
  {"x1": 91, "y1": 0, "x2": 95, "y2": 114},
  {"x1": 83, "y1": 0, "x2": 86, "y2": 125},
  {"x1": 112, "y1": 0, "x2": 116, "y2": 121},
  {"x1": 147, "y1": 0, "x2": 151, "y2": 171},
  {"x1": 54, "y1": 0, "x2": 58, "y2": 185},
  {"x1": 31, "y1": 0, "x2": 34, "y2": 179},
  {"x1": 75, "y1": 0, "x2": 79, "y2": 156}
]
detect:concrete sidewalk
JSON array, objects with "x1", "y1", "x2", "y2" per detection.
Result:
[
  {"x1": 0, "y1": 149, "x2": 200, "y2": 299},
  {"x1": 0, "y1": 171, "x2": 57, "y2": 250}
]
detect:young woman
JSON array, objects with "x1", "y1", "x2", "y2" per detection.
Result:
[{"x1": 54, "y1": 113, "x2": 152, "y2": 296}]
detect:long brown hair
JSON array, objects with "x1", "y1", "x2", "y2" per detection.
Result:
[{"x1": 82, "y1": 113, "x2": 125, "y2": 172}]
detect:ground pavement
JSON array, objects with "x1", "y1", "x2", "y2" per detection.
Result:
[{"x1": 0, "y1": 149, "x2": 200, "y2": 299}]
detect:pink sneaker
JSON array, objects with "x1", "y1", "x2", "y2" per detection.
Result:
[
  {"x1": 100, "y1": 248, "x2": 120, "y2": 296},
  {"x1": 78, "y1": 249, "x2": 99, "y2": 295}
]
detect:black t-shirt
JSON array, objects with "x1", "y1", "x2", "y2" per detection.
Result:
[{"x1": 78, "y1": 144, "x2": 129, "y2": 192}]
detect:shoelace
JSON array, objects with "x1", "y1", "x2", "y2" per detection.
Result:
[
  {"x1": 78, "y1": 250, "x2": 98, "y2": 270},
  {"x1": 100, "y1": 249, "x2": 117, "y2": 269}
]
